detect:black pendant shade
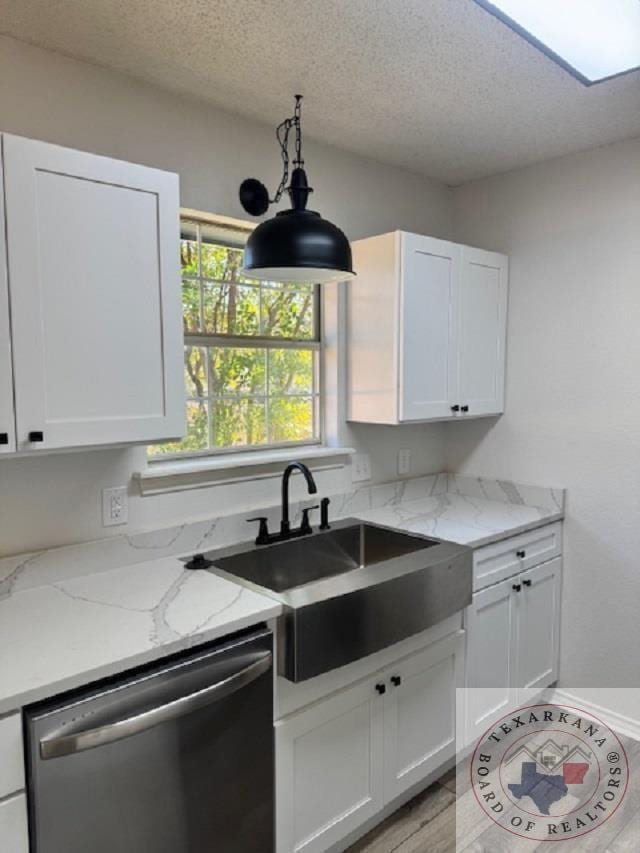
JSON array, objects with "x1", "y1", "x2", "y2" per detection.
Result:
[
  {"x1": 242, "y1": 208, "x2": 354, "y2": 284},
  {"x1": 239, "y1": 95, "x2": 355, "y2": 284}
]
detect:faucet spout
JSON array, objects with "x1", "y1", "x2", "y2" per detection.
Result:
[{"x1": 281, "y1": 461, "x2": 317, "y2": 536}]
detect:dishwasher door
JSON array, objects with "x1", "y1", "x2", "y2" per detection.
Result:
[{"x1": 25, "y1": 626, "x2": 274, "y2": 853}]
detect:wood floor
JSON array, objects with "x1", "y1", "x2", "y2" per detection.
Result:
[
  {"x1": 346, "y1": 768, "x2": 458, "y2": 853},
  {"x1": 347, "y1": 730, "x2": 640, "y2": 852}
]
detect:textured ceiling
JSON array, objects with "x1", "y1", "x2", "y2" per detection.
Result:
[{"x1": 1, "y1": 0, "x2": 639, "y2": 184}]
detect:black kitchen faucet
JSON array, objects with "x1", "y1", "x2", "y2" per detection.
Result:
[{"x1": 247, "y1": 462, "x2": 330, "y2": 545}]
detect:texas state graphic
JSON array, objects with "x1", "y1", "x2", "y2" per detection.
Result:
[{"x1": 508, "y1": 761, "x2": 589, "y2": 815}]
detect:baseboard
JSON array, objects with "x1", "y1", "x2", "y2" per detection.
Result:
[{"x1": 551, "y1": 689, "x2": 640, "y2": 743}]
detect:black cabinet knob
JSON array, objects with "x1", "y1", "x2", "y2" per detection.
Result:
[
  {"x1": 516, "y1": 550, "x2": 526, "y2": 558},
  {"x1": 28, "y1": 431, "x2": 44, "y2": 442},
  {"x1": 522, "y1": 579, "x2": 532, "y2": 587},
  {"x1": 450, "y1": 404, "x2": 460, "y2": 412},
  {"x1": 391, "y1": 675, "x2": 402, "y2": 687},
  {"x1": 512, "y1": 583, "x2": 522, "y2": 592},
  {"x1": 375, "y1": 683, "x2": 386, "y2": 695},
  {"x1": 0, "y1": 433, "x2": 8, "y2": 445},
  {"x1": 460, "y1": 405, "x2": 469, "y2": 412}
]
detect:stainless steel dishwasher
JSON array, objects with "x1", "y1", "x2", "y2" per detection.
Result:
[{"x1": 25, "y1": 626, "x2": 274, "y2": 853}]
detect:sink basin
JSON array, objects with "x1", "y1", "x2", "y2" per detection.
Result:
[
  {"x1": 196, "y1": 518, "x2": 472, "y2": 682},
  {"x1": 212, "y1": 523, "x2": 436, "y2": 593}
]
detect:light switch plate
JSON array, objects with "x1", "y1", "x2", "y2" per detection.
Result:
[
  {"x1": 102, "y1": 486, "x2": 128, "y2": 527},
  {"x1": 398, "y1": 448, "x2": 411, "y2": 476},
  {"x1": 351, "y1": 453, "x2": 372, "y2": 483}
]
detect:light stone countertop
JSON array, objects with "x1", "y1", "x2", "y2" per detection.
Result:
[
  {"x1": 0, "y1": 557, "x2": 281, "y2": 715},
  {"x1": 351, "y1": 491, "x2": 563, "y2": 548},
  {"x1": 0, "y1": 473, "x2": 564, "y2": 716}
]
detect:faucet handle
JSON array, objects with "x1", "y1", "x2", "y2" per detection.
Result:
[
  {"x1": 247, "y1": 516, "x2": 270, "y2": 545},
  {"x1": 300, "y1": 505, "x2": 319, "y2": 535}
]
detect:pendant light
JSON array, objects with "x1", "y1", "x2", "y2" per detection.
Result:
[{"x1": 239, "y1": 95, "x2": 355, "y2": 283}]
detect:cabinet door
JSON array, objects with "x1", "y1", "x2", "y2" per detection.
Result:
[
  {"x1": 464, "y1": 579, "x2": 519, "y2": 746},
  {"x1": 383, "y1": 632, "x2": 463, "y2": 802},
  {"x1": 275, "y1": 679, "x2": 384, "y2": 853},
  {"x1": 3, "y1": 134, "x2": 184, "y2": 451},
  {"x1": 399, "y1": 233, "x2": 459, "y2": 421},
  {"x1": 0, "y1": 144, "x2": 16, "y2": 454},
  {"x1": 516, "y1": 558, "x2": 561, "y2": 696},
  {"x1": 457, "y1": 247, "x2": 508, "y2": 417},
  {"x1": 0, "y1": 795, "x2": 29, "y2": 853}
]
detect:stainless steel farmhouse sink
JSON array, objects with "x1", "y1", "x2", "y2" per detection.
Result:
[{"x1": 193, "y1": 519, "x2": 472, "y2": 682}]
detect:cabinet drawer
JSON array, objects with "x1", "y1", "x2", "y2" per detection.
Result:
[
  {"x1": 0, "y1": 793, "x2": 29, "y2": 853},
  {"x1": 0, "y1": 713, "x2": 25, "y2": 797},
  {"x1": 473, "y1": 522, "x2": 562, "y2": 591}
]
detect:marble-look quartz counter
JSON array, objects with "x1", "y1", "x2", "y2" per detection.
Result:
[
  {"x1": 0, "y1": 473, "x2": 564, "y2": 716},
  {"x1": 0, "y1": 557, "x2": 281, "y2": 715},
  {"x1": 352, "y1": 490, "x2": 563, "y2": 548}
]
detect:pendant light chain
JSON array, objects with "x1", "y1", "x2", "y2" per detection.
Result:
[{"x1": 271, "y1": 95, "x2": 304, "y2": 204}]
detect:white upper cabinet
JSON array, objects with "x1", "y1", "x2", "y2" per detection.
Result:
[
  {"x1": 457, "y1": 247, "x2": 508, "y2": 417},
  {"x1": 0, "y1": 159, "x2": 15, "y2": 454},
  {"x1": 0, "y1": 134, "x2": 184, "y2": 452},
  {"x1": 347, "y1": 230, "x2": 508, "y2": 423},
  {"x1": 400, "y1": 234, "x2": 460, "y2": 421}
]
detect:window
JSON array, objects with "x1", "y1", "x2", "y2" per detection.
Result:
[{"x1": 149, "y1": 216, "x2": 322, "y2": 458}]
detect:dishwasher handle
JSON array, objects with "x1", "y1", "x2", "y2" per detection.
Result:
[{"x1": 39, "y1": 649, "x2": 272, "y2": 760}]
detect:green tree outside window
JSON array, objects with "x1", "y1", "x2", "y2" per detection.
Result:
[{"x1": 149, "y1": 218, "x2": 321, "y2": 457}]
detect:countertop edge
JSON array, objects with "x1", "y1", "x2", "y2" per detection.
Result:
[
  {"x1": 463, "y1": 512, "x2": 564, "y2": 549},
  {"x1": 0, "y1": 602, "x2": 282, "y2": 717}
]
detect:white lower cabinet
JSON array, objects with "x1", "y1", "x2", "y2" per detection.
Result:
[
  {"x1": 464, "y1": 556, "x2": 562, "y2": 746},
  {"x1": 382, "y1": 638, "x2": 462, "y2": 802},
  {"x1": 517, "y1": 558, "x2": 561, "y2": 692},
  {"x1": 275, "y1": 631, "x2": 463, "y2": 853},
  {"x1": 0, "y1": 793, "x2": 29, "y2": 853},
  {"x1": 464, "y1": 577, "x2": 520, "y2": 746}
]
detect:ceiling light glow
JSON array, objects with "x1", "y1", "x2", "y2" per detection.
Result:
[{"x1": 475, "y1": 0, "x2": 640, "y2": 84}]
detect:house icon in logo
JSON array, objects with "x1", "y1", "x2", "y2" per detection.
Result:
[
  {"x1": 505, "y1": 739, "x2": 592, "y2": 775},
  {"x1": 536, "y1": 739, "x2": 570, "y2": 770}
]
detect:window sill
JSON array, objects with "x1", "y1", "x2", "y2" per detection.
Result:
[{"x1": 135, "y1": 446, "x2": 356, "y2": 496}]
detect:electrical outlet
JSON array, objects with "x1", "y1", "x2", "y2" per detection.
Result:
[
  {"x1": 351, "y1": 453, "x2": 371, "y2": 483},
  {"x1": 398, "y1": 448, "x2": 411, "y2": 476},
  {"x1": 102, "y1": 486, "x2": 128, "y2": 527}
]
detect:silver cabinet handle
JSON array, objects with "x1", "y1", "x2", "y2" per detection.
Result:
[{"x1": 40, "y1": 650, "x2": 272, "y2": 760}]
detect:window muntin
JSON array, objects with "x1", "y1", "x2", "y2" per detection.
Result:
[{"x1": 150, "y1": 218, "x2": 321, "y2": 457}]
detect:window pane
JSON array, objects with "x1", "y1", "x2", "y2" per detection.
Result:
[
  {"x1": 261, "y1": 284, "x2": 315, "y2": 339},
  {"x1": 150, "y1": 219, "x2": 322, "y2": 458},
  {"x1": 180, "y1": 238, "x2": 199, "y2": 276},
  {"x1": 182, "y1": 280, "x2": 201, "y2": 334},
  {"x1": 209, "y1": 347, "x2": 266, "y2": 396},
  {"x1": 150, "y1": 400, "x2": 209, "y2": 455},
  {"x1": 200, "y1": 243, "x2": 244, "y2": 281},
  {"x1": 202, "y1": 283, "x2": 260, "y2": 335},
  {"x1": 212, "y1": 399, "x2": 266, "y2": 448},
  {"x1": 268, "y1": 397, "x2": 315, "y2": 443},
  {"x1": 184, "y1": 346, "x2": 206, "y2": 398},
  {"x1": 268, "y1": 349, "x2": 314, "y2": 394}
]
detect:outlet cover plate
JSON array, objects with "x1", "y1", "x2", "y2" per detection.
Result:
[
  {"x1": 102, "y1": 486, "x2": 128, "y2": 527},
  {"x1": 398, "y1": 448, "x2": 411, "y2": 476},
  {"x1": 351, "y1": 453, "x2": 372, "y2": 483}
]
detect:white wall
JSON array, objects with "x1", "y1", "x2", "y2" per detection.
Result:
[
  {"x1": 0, "y1": 36, "x2": 451, "y2": 557},
  {"x1": 449, "y1": 137, "x2": 640, "y2": 690}
]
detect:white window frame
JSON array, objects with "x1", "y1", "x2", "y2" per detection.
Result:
[{"x1": 151, "y1": 213, "x2": 324, "y2": 461}]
